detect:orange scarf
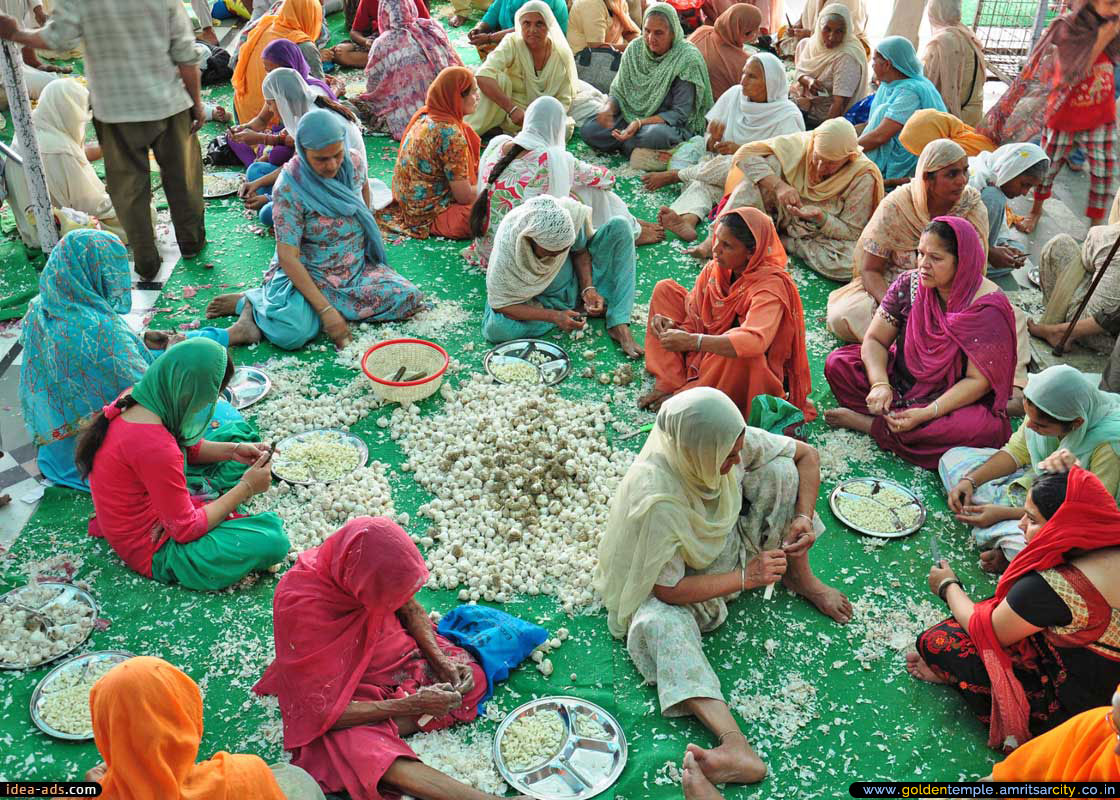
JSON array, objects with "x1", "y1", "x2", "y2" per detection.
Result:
[
  {"x1": 399, "y1": 66, "x2": 481, "y2": 184},
  {"x1": 991, "y1": 702, "x2": 1120, "y2": 781},
  {"x1": 232, "y1": 0, "x2": 323, "y2": 122},
  {"x1": 92, "y1": 657, "x2": 285, "y2": 800},
  {"x1": 688, "y1": 4, "x2": 763, "y2": 99},
  {"x1": 686, "y1": 207, "x2": 814, "y2": 418}
]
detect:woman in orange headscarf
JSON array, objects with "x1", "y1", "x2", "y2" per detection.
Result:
[
  {"x1": 900, "y1": 109, "x2": 996, "y2": 160},
  {"x1": 377, "y1": 67, "x2": 483, "y2": 240},
  {"x1": 85, "y1": 656, "x2": 319, "y2": 799},
  {"x1": 639, "y1": 207, "x2": 814, "y2": 420},
  {"x1": 687, "y1": 4, "x2": 763, "y2": 99},
  {"x1": 233, "y1": 0, "x2": 325, "y2": 123}
]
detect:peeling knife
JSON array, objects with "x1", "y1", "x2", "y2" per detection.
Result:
[{"x1": 931, "y1": 535, "x2": 942, "y2": 566}]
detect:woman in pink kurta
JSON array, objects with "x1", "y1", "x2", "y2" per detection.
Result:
[{"x1": 254, "y1": 517, "x2": 519, "y2": 800}]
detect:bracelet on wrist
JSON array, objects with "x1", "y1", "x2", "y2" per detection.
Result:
[
  {"x1": 870, "y1": 381, "x2": 890, "y2": 390},
  {"x1": 962, "y1": 475, "x2": 978, "y2": 490},
  {"x1": 580, "y1": 285, "x2": 597, "y2": 298},
  {"x1": 794, "y1": 512, "x2": 813, "y2": 523},
  {"x1": 937, "y1": 578, "x2": 962, "y2": 602},
  {"x1": 694, "y1": 333, "x2": 703, "y2": 352},
  {"x1": 929, "y1": 399, "x2": 940, "y2": 419},
  {"x1": 317, "y1": 305, "x2": 332, "y2": 316}
]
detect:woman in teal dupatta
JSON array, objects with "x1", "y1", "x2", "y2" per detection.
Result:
[{"x1": 858, "y1": 36, "x2": 947, "y2": 181}]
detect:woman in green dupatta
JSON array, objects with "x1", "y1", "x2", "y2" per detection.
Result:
[
  {"x1": 581, "y1": 2, "x2": 714, "y2": 158},
  {"x1": 76, "y1": 338, "x2": 289, "y2": 591},
  {"x1": 939, "y1": 364, "x2": 1120, "y2": 572}
]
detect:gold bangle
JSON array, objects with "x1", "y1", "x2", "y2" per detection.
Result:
[{"x1": 870, "y1": 381, "x2": 890, "y2": 390}]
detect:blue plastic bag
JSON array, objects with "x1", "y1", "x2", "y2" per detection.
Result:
[
  {"x1": 437, "y1": 606, "x2": 549, "y2": 710},
  {"x1": 844, "y1": 93, "x2": 874, "y2": 127}
]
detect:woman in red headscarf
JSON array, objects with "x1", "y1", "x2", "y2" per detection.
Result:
[
  {"x1": 824, "y1": 215, "x2": 1018, "y2": 469},
  {"x1": 254, "y1": 517, "x2": 520, "y2": 800},
  {"x1": 909, "y1": 458, "x2": 1120, "y2": 751},
  {"x1": 638, "y1": 207, "x2": 814, "y2": 421},
  {"x1": 377, "y1": 67, "x2": 482, "y2": 240}
]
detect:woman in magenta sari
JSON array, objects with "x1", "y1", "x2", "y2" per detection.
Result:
[
  {"x1": 823, "y1": 216, "x2": 1018, "y2": 469},
  {"x1": 254, "y1": 517, "x2": 525, "y2": 800}
]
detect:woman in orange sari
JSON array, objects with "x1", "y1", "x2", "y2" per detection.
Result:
[
  {"x1": 638, "y1": 207, "x2": 814, "y2": 420},
  {"x1": 233, "y1": 0, "x2": 324, "y2": 123}
]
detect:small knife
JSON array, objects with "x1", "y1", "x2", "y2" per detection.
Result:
[{"x1": 930, "y1": 535, "x2": 942, "y2": 566}]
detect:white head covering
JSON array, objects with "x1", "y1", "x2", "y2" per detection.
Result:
[
  {"x1": 27, "y1": 79, "x2": 90, "y2": 160},
  {"x1": 794, "y1": 3, "x2": 870, "y2": 109},
  {"x1": 486, "y1": 195, "x2": 592, "y2": 310},
  {"x1": 594, "y1": 387, "x2": 745, "y2": 638},
  {"x1": 513, "y1": 0, "x2": 577, "y2": 96},
  {"x1": 511, "y1": 96, "x2": 574, "y2": 198},
  {"x1": 262, "y1": 67, "x2": 368, "y2": 174},
  {"x1": 968, "y1": 142, "x2": 1048, "y2": 192},
  {"x1": 707, "y1": 51, "x2": 805, "y2": 146}
]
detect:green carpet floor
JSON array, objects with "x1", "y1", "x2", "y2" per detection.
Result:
[{"x1": 0, "y1": 7, "x2": 1011, "y2": 795}]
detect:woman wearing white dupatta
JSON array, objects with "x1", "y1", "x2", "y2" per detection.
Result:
[
  {"x1": 482, "y1": 194, "x2": 642, "y2": 356},
  {"x1": 790, "y1": 3, "x2": 870, "y2": 126},
  {"x1": 5, "y1": 79, "x2": 127, "y2": 246},
  {"x1": 644, "y1": 52, "x2": 804, "y2": 242},
  {"x1": 968, "y1": 142, "x2": 1048, "y2": 273}
]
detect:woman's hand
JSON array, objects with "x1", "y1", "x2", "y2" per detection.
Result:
[
  {"x1": 947, "y1": 478, "x2": 974, "y2": 512},
  {"x1": 658, "y1": 328, "x2": 699, "y2": 353},
  {"x1": 237, "y1": 180, "x2": 257, "y2": 200},
  {"x1": 406, "y1": 683, "x2": 464, "y2": 717},
  {"x1": 320, "y1": 306, "x2": 352, "y2": 349},
  {"x1": 243, "y1": 194, "x2": 269, "y2": 211},
  {"x1": 650, "y1": 313, "x2": 676, "y2": 337},
  {"x1": 85, "y1": 762, "x2": 107, "y2": 783},
  {"x1": 510, "y1": 107, "x2": 526, "y2": 127},
  {"x1": 953, "y1": 503, "x2": 1005, "y2": 528},
  {"x1": 582, "y1": 287, "x2": 605, "y2": 316},
  {"x1": 884, "y1": 406, "x2": 933, "y2": 433},
  {"x1": 1038, "y1": 447, "x2": 1080, "y2": 474},
  {"x1": 865, "y1": 383, "x2": 893, "y2": 415},
  {"x1": 612, "y1": 120, "x2": 641, "y2": 143},
  {"x1": 551, "y1": 309, "x2": 587, "y2": 332},
  {"x1": 746, "y1": 549, "x2": 787, "y2": 588},
  {"x1": 230, "y1": 128, "x2": 266, "y2": 145},
  {"x1": 433, "y1": 657, "x2": 476, "y2": 694},
  {"x1": 928, "y1": 561, "x2": 959, "y2": 597},
  {"x1": 467, "y1": 26, "x2": 487, "y2": 43},
  {"x1": 231, "y1": 442, "x2": 269, "y2": 465},
  {"x1": 715, "y1": 141, "x2": 739, "y2": 155},
  {"x1": 781, "y1": 515, "x2": 815, "y2": 557},
  {"x1": 241, "y1": 451, "x2": 274, "y2": 495},
  {"x1": 787, "y1": 204, "x2": 824, "y2": 224},
  {"x1": 774, "y1": 182, "x2": 802, "y2": 209},
  {"x1": 989, "y1": 245, "x2": 1026, "y2": 272}
]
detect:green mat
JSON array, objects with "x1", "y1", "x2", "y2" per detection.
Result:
[{"x1": 0, "y1": 7, "x2": 1007, "y2": 794}]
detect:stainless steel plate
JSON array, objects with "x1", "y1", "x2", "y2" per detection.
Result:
[
  {"x1": 0, "y1": 582, "x2": 98, "y2": 670},
  {"x1": 829, "y1": 477, "x2": 926, "y2": 539},
  {"x1": 30, "y1": 650, "x2": 135, "y2": 740},
  {"x1": 1028, "y1": 267, "x2": 1041, "y2": 287},
  {"x1": 494, "y1": 696, "x2": 627, "y2": 800},
  {"x1": 203, "y1": 171, "x2": 242, "y2": 199},
  {"x1": 271, "y1": 427, "x2": 368, "y2": 485},
  {"x1": 220, "y1": 366, "x2": 272, "y2": 410},
  {"x1": 484, "y1": 339, "x2": 571, "y2": 387}
]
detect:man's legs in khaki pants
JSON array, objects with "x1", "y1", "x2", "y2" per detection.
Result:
[{"x1": 94, "y1": 109, "x2": 205, "y2": 280}]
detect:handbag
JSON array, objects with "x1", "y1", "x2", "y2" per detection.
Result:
[
  {"x1": 204, "y1": 135, "x2": 242, "y2": 167},
  {"x1": 574, "y1": 46, "x2": 623, "y2": 94}
]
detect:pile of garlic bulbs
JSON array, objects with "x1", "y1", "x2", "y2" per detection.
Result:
[
  {"x1": 254, "y1": 372, "x2": 382, "y2": 438},
  {"x1": 0, "y1": 585, "x2": 95, "y2": 669},
  {"x1": 247, "y1": 463, "x2": 397, "y2": 554},
  {"x1": 391, "y1": 377, "x2": 633, "y2": 611}
]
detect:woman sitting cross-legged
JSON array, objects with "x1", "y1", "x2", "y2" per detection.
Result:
[
  {"x1": 683, "y1": 118, "x2": 883, "y2": 282},
  {"x1": 580, "y1": 3, "x2": 714, "y2": 159},
  {"x1": 824, "y1": 217, "x2": 1018, "y2": 470},
  {"x1": 75, "y1": 338, "x2": 289, "y2": 591},
  {"x1": 643, "y1": 51, "x2": 804, "y2": 243},
  {"x1": 910, "y1": 460, "x2": 1120, "y2": 751},
  {"x1": 639, "y1": 208, "x2": 815, "y2": 422},
  {"x1": 376, "y1": 67, "x2": 482, "y2": 241},
  {"x1": 84, "y1": 656, "x2": 324, "y2": 798},
  {"x1": 789, "y1": 3, "x2": 870, "y2": 128},
  {"x1": 465, "y1": 1, "x2": 577, "y2": 137},
  {"x1": 465, "y1": 96, "x2": 661, "y2": 267},
  {"x1": 206, "y1": 110, "x2": 426, "y2": 351},
  {"x1": 940, "y1": 365, "x2": 1120, "y2": 572},
  {"x1": 595, "y1": 389, "x2": 849, "y2": 787},
  {"x1": 858, "y1": 36, "x2": 947, "y2": 183},
  {"x1": 483, "y1": 195, "x2": 642, "y2": 357},
  {"x1": 466, "y1": 0, "x2": 569, "y2": 59},
  {"x1": 254, "y1": 517, "x2": 530, "y2": 800}
]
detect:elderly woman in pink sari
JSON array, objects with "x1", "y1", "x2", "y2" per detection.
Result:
[
  {"x1": 823, "y1": 216, "x2": 1018, "y2": 470},
  {"x1": 354, "y1": 0, "x2": 463, "y2": 140},
  {"x1": 254, "y1": 517, "x2": 524, "y2": 800}
]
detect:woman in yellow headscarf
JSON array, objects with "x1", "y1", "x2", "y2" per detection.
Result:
[
  {"x1": 899, "y1": 109, "x2": 996, "y2": 161},
  {"x1": 86, "y1": 656, "x2": 324, "y2": 799},
  {"x1": 232, "y1": 0, "x2": 325, "y2": 123}
]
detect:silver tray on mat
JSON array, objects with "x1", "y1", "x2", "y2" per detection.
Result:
[
  {"x1": 220, "y1": 366, "x2": 272, "y2": 410},
  {"x1": 202, "y1": 171, "x2": 242, "y2": 199},
  {"x1": 270, "y1": 427, "x2": 368, "y2": 485},
  {"x1": 30, "y1": 650, "x2": 135, "y2": 739},
  {"x1": 829, "y1": 477, "x2": 926, "y2": 539},
  {"x1": 0, "y1": 582, "x2": 98, "y2": 670},
  {"x1": 484, "y1": 339, "x2": 571, "y2": 386},
  {"x1": 493, "y1": 696, "x2": 626, "y2": 799}
]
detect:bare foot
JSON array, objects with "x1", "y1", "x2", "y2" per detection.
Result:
[
  {"x1": 212, "y1": 105, "x2": 230, "y2": 123},
  {"x1": 198, "y1": 29, "x2": 220, "y2": 46},
  {"x1": 685, "y1": 736, "x2": 766, "y2": 785},
  {"x1": 225, "y1": 302, "x2": 262, "y2": 347},
  {"x1": 784, "y1": 573, "x2": 852, "y2": 624},
  {"x1": 638, "y1": 388, "x2": 672, "y2": 411},
  {"x1": 608, "y1": 324, "x2": 644, "y2": 358},
  {"x1": 636, "y1": 218, "x2": 665, "y2": 246},
  {"x1": 979, "y1": 549, "x2": 1010, "y2": 575},
  {"x1": 684, "y1": 238, "x2": 713, "y2": 260},
  {"x1": 1017, "y1": 209, "x2": 1042, "y2": 234},
  {"x1": 206, "y1": 293, "x2": 243, "y2": 319},
  {"x1": 1026, "y1": 318, "x2": 1069, "y2": 349},
  {"x1": 682, "y1": 751, "x2": 723, "y2": 800},
  {"x1": 658, "y1": 207, "x2": 698, "y2": 242},
  {"x1": 449, "y1": 13, "x2": 467, "y2": 25},
  {"x1": 641, "y1": 171, "x2": 679, "y2": 191},
  {"x1": 905, "y1": 651, "x2": 947, "y2": 684},
  {"x1": 823, "y1": 407, "x2": 874, "y2": 434}
]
